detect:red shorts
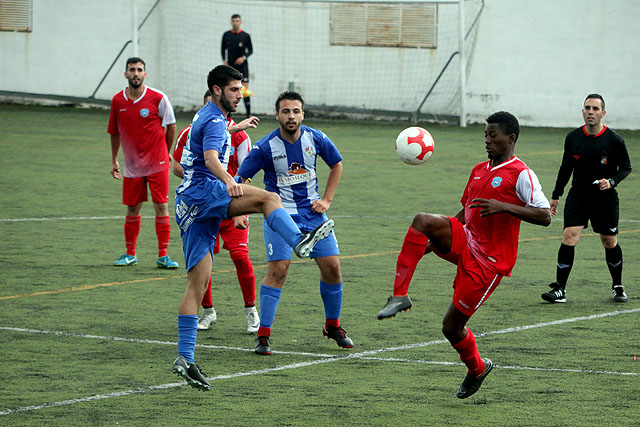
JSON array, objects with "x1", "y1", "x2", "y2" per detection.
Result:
[
  {"x1": 436, "y1": 217, "x2": 503, "y2": 317},
  {"x1": 122, "y1": 169, "x2": 169, "y2": 205},
  {"x1": 213, "y1": 216, "x2": 250, "y2": 255}
]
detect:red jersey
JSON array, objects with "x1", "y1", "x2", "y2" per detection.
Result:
[
  {"x1": 461, "y1": 157, "x2": 549, "y2": 276},
  {"x1": 173, "y1": 118, "x2": 251, "y2": 176},
  {"x1": 108, "y1": 86, "x2": 176, "y2": 178}
]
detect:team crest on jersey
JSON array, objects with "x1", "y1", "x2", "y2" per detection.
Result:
[
  {"x1": 304, "y1": 146, "x2": 315, "y2": 157},
  {"x1": 601, "y1": 156, "x2": 608, "y2": 165},
  {"x1": 140, "y1": 108, "x2": 150, "y2": 118},
  {"x1": 491, "y1": 177, "x2": 503, "y2": 188},
  {"x1": 573, "y1": 154, "x2": 580, "y2": 160},
  {"x1": 230, "y1": 146, "x2": 236, "y2": 155}
]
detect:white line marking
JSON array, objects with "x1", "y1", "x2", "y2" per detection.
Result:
[
  {"x1": 1, "y1": 307, "x2": 639, "y2": 415},
  {"x1": 2, "y1": 215, "x2": 639, "y2": 223}
]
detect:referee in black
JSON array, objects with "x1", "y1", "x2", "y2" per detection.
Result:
[
  {"x1": 542, "y1": 94, "x2": 632, "y2": 304},
  {"x1": 221, "y1": 14, "x2": 253, "y2": 117}
]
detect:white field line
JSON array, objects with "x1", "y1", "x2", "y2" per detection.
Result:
[
  {"x1": 1, "y1": 307, "x2": 639, "y2": 416},
  {"x1": 1, "y1": 215, "x2": 639, "y2": 223}
]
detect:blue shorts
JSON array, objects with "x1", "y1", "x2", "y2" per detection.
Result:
[
  {"x1": 175, "y1": 179, "x2": 232, "y2": 272},
  {"x1": 263, "y1": 212, "x2": 339, "y2": 261}
]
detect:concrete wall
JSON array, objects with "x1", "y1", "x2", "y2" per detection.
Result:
[{"x1": 1, "y1": 0, "x2": 638, "y2": 129}]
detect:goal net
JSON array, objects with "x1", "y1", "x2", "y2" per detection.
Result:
[{"x1": 135, "y1": 0, "x2": 482, "y2": 124}]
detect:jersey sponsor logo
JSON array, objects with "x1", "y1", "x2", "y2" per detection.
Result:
[
  {"x1": 277, "y1": 163, "x2": 317, "y2": 187},
  {"x1": 140, "y1": 108, "x2": 150, "y2": 118},
  {"x1": 175, "y1": 201, "x2": 199, "y2": 232},
  {"x1": 487, "y1": 256, "x2": 497, "y2": 263},
  {"x1": 473, "y1": 176, "x2": 481, "y2": 180},
  {"x1": 491, "y1": 177, "x2": 503, "y2": 188},
  {"x1": 119, "y1": 108, "x2": 127, "y2": 112},
  {"x1": 610, "y1": 227, "x2": 618, "y2": 233},
  {"x1": 272, "y1": 154, "x2": 286, "y2": 161},
  {"x1": 457, "y1": 299, "x2": 469, "y2": 309}
]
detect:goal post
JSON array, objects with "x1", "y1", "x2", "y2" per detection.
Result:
[{"x1": 127, "y1": 0, "x2": 481, "y2": 126}]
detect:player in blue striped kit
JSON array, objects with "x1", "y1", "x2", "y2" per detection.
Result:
[
  {"x1": 238, "y1": 91, "x2": 354, "y2": 355},
  {"x1": 172, "y1": 68, "x2": 334, "y2": 391}
]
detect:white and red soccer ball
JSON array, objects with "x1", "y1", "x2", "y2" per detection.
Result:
[{"x1": 395, "y1": 127, "x2": 435, "y2": 165}]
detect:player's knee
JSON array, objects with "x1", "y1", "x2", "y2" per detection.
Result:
[
  {"x1": 268, "y1": 264, "x2": 289, "y2": 284},
  {"x1": 412, "y1": 213, "x2": 439, "y2": 234},
  {"x1": 263, "y1": 190, "x2": 282, "y2": 206},
  {"x1": 320, "y1": 267, "x2": 342, "y2": 284},
  {"x1": 229, "y1": 249, "x2": 249, "y2": 261}
]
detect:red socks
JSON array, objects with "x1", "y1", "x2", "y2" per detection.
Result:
[
  {"x1": 124, "y1": 215, "x2": 141, "y2": 256},
  {"x1": 155, "y1": 216, "x2": 171, "y2": 257},
  {"x1": 201, "y1": 277, "x2": 213, "y2": 308},
  {"x1": 393, "y1": 226, "x2": 429, "y2": 297},
  {"x1": 452, "y1": 328, "x2": 485, "y2": 376},
  {"x1": 231, "y1": 252, "x2": 256, "y2": 307}
]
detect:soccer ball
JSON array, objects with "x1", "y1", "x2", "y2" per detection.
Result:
[{"x1": 395, "y1": 127, "x2": 435, "y2": 165}]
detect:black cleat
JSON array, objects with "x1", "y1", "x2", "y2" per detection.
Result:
[
  {"x1": 377, "y1": 295, "x2": 412, "y2": 319},
  {"x1": 255, "y1": 335, "x2": 272, "y2": 355},
  {"x1": 612, "y1": 285, "x2": 628, "y2": 302},
  {"x1": 172, "y1": 355, "x2": 211, "y2": 391},
  {"x1": 456, "y1": 358, "x2": 493, "y2": 399},
  {"x1": 541, "y1": 282, "x2": 566, "y2": 303},
  {"x1": 293, "y1": 219, "x2": 334, "y2": 258},
  {"x1": 323, "y1": 326, "x2": 354, "y2": 348}
]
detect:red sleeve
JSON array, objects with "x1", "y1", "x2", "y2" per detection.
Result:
[
  {"x1": 172, "y1": 126, "x2": 191, "y2": 162},
  {"x1": 107, "y1": 96, "x2": 119, "y2": 135}
]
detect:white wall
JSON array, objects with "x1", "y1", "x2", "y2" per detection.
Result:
[
  {"x1": 466, "y1": 0, "x2": 640, "y2": 129},
  {"x1": 1, "y1": 0, "x2": 638, "y2": 129}
]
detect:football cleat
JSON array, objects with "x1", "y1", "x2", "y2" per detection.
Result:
[
  {"x1": 197, "y1": 307, "x2": 217, "y2": 330},
  {"x1": 114, "y1": 254, "x2": 138, "y2": 266},
  {"x1": 293, "y1": 219, "x2": 334, "y2": 258},
  {"x1": 541, "y1": 282, "x2": 566, "y2": 303},
  {"x1": 157, "y1": 255, "x2": 179, "y2": 269},
  {"x1": 323, "y1": 326, "x2": 354, "y2": 348},
  {"x1": 377, "y1": 295, "x2": 412, "y2": 319},
  {"x1": 244, "y1": 306, "x2": 260, "y2": 334},
  {"x1": 172, "y1": 355, "x2": 211, "y2": 391},
  {"x1": 612, "y1": 285, "x2": 628, "y2": 302},
  {"x1": 255, "y1": 335, "x2": 271, "y2": 355},
  {"x1": 456, "y1": 358, "x2": 493, "y2": 399}
]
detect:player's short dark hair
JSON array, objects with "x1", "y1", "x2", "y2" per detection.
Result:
[
  {"x1": 231, "y1": 14, "x2": 241, "y2": 20},
  {"x1": 207, "y1": 65, "x2": 243, "y2": 92},
  {"x1": 486, "y1": 111, "x2": 520, "y2": 142},
  {"x1": 585, "y1": 93, "x2": 605, "y2": 110},
  {"x1": 275, "y1": 91, "x2": 305, "y2": 112},
  {"x1": 125, "y1": 57, "x2": 145, "y2": 70},
  {"x1": 203, "y1": 90, "x2": 212, "y2": 104}
]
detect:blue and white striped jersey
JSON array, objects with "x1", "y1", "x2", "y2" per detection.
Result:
[
  {"x1": 176, "y1": 102, "x2": 230, "y2": 195},
  {"x1": 238, "y1": 125, "x2": 342, "y2": 215}
]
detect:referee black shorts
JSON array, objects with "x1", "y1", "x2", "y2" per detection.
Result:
[
  {"x1": 230, "y1": 62, "x2": 249, "y2": 83},
  {"x1": 564, "y1": 187, "x2": 619, "y2": 235}
]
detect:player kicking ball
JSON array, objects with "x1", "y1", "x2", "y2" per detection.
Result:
[{"x1": 378, "y1": 112, "x2": 551, "y2": 398}]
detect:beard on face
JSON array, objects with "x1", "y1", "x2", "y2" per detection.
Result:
[
  {"x1": 220, "y1": 92, "x2": 237, "y2": 113},
  {"x1": 128, "y1": 77, "x2": 142, "y2": 89}
]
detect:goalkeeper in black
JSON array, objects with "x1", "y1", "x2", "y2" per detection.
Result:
[
  {"x1": 542, "y1": 94, "x2": 632, "y2": 304},
  {"x1": 221, "y1": 14, "x2": 254, "y2": 117}
]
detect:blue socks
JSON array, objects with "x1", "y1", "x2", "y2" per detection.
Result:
[
  {"x1": 266, "y1": 208, "x2": 303, "y2": 248},
  {"x1": 320, "y1": 281, "x2": 342, "y2": 320},
  {"x1": 177, "y1": 314, "x2": 198, "y2": 363},
  {"x1": 259, "y1": 284, "x2": 282, "y2": 328}
]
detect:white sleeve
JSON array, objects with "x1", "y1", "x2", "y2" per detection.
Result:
[
  {"x1": 236, "y1": 135, "x2": 252, "y2": 167},
  {"x1": 158, "y1": 95, "x2": 176, "y2": 127},
  {"x1": 516, "y1": 168, "x2": 550, "y2": 209}
]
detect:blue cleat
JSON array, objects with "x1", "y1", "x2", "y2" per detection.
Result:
[
  {"x1": 157, "y1": 255, "x2": 179, "y2": 269},
  {"x1": 114, "y1": 254, "x2": 138, "y2": 266}
]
